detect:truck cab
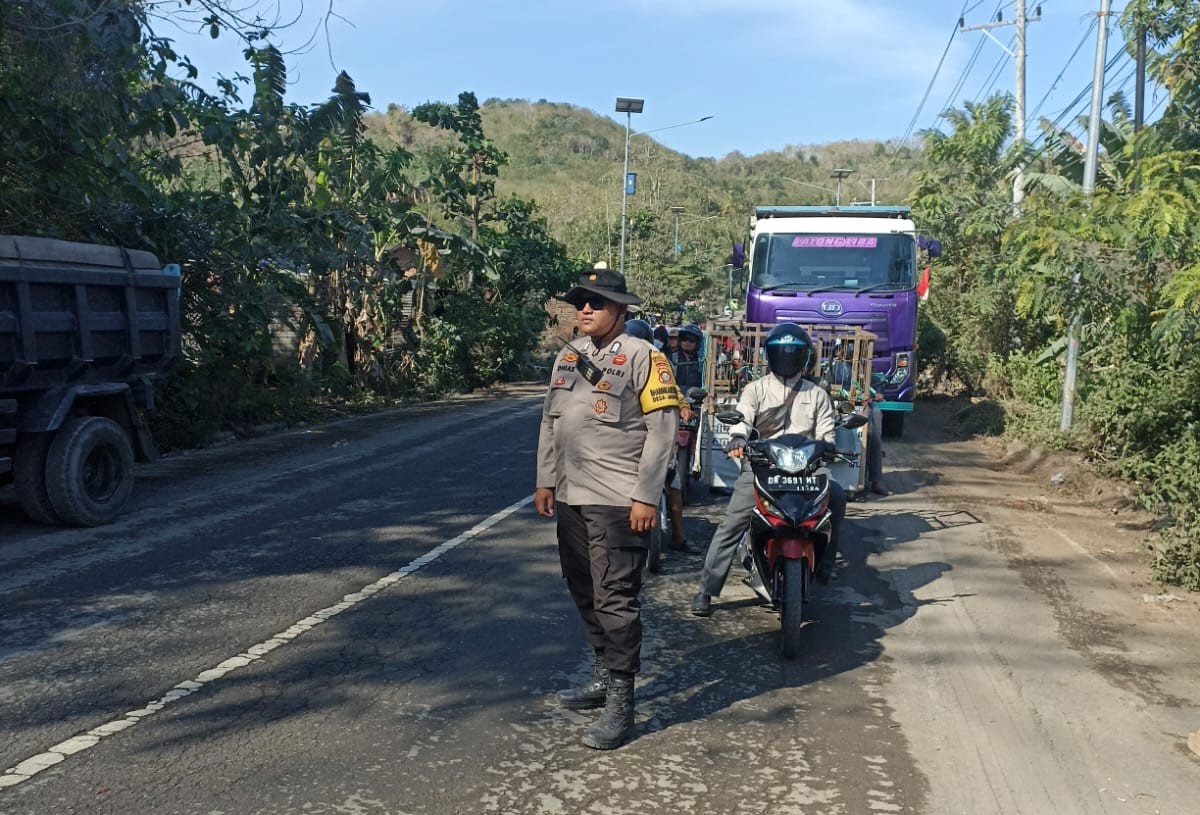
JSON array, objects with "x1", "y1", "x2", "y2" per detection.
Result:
[{"x1": 743, "y1": 206, "x2": 919, "y2": 437}]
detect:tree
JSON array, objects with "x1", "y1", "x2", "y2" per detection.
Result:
[{"x1": 908, "y1": 94, "x2": 1021, "y2": 391}]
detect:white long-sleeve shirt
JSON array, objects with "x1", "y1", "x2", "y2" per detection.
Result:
[{"x1": 729, "y1": 374, "x2": 836, "y2": 444}]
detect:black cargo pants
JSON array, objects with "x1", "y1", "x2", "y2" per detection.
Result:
[{"x1": 557, "y1": 503, "x2": 649, "y2": 675}]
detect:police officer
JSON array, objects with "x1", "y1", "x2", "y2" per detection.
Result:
[{"x1": 535, "y1": 263, "x2": 679, "y2": 750}]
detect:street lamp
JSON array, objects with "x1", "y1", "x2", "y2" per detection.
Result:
[
  {"x1": 635, "y1": 115, "x2": 713, "y2": 138},
  {"x1": 615, "y1": 96, "x2": 644, "y2": 275},
  {"x1": 830, "y1": 168, "x2": 853, "y2": 207},
  {"x1": 669, "y1": 206, "x2": 685, "y2": 257}
]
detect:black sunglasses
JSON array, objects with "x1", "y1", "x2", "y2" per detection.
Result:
[
  {"x1": 680, "y1": 336, "x2": 699, "y2": 342},
  {"x1": 574, "y1": 295, "x2": 611, "y2": 311}
]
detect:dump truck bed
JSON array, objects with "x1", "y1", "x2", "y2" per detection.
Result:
[{"x1": 0, "y1": 235, "x2": 181, "y2": 393}]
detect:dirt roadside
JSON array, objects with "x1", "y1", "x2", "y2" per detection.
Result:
[{"x1": 898, "y1": 395, "x2": 1200, "y2": 758}]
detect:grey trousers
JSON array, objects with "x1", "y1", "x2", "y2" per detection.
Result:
[
  {"x1": 698, "y1": 468, "x2": 758, "y2": 597},
  {"x1": 698, "y1": 466, "x2": 846, "y2": 597}
]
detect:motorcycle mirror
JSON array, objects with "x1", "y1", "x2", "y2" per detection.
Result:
[
  {"x1": 839, "y1": 401, "x2": 856, "y2": 414},
  {"x1": 715, "y1": 410, "x2": 744, "y2": 425},
  {"x1": 687, "y1": 386, "x2": 708, "y2": 402},
  {"x1": 842, "y1": 413, "x2": 869, "y2": 429}
]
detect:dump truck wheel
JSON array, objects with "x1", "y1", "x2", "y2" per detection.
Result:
[
  {"x1": 14, "y1": 432, "x2": 62, "y2": 525},
  {"x1": 45, "y1": 417, "x2": 135, "y2": 526}
]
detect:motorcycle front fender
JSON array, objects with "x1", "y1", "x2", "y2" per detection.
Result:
[{"x1": 767, "y1": 535, "x2": 816, "y2": 572}]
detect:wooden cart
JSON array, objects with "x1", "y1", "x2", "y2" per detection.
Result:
[{"x1": 698, "y1": 320, "x2": 877, "y2": 498}]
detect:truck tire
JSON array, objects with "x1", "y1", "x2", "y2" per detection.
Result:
[
  {"x1": 881, "y1": 411, "x2": 905, "y2": 439},
  {"x1": 45, "y1": 417, "x2": 135, "y2": 526},
  {"x1": 14, "y1": 432, "x2": 62, "y2": 525}
]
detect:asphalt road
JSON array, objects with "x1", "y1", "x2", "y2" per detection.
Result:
[{"x1": 0, "y1": 390, "x2": 1196, "y2": 814}]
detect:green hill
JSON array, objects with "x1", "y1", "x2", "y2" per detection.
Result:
[{"x1": 366, "y1": 97, "x2": 926, "y2": 315}]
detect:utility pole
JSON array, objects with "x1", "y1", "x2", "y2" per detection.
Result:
[
  {"x1": 868, "y1": 178, "x2": 886, "y2": 205},
  {"x1": 960, "y1": 1, "x2": 1041, "y2": 211},
  {"x1": 1060, "y1": 0, "x2": 1112, "y2": 433},
  {"x1": 1134, "y1": 25, "x2": 1147, "y2": 133}
]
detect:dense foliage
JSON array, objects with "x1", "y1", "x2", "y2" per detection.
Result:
[
  {"x1": 3, "y1": 1, "x2": 1197, "y2": 587},
  {"x1": 910, "y1": 0, "x2": 1200, "y2": 589},
  {"x1": 368, "y1": 100, "x2": 927, "y2": 319},
  {"x1": 1, "y1": 1, "x2": 576, "y2": 447}
]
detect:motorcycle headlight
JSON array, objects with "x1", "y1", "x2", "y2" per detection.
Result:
[{"x1": 767, "y1": 443, "x2": 809, "y2": 474}]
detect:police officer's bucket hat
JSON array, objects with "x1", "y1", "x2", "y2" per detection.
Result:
[{"x1": 558, "y1": 262, "x2": 642, "y2": 307}]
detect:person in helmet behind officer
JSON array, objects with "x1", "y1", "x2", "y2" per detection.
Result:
[
  {"x1": 623, "y1": 317, "x2": 702, "y2": 556},
  {"x1": 652, "y1": 324, "x2": 670, "y2": 352},
  {"x1": 690, "y1": 323, "x2": 846, "y2": 617},
  {"x1": 670, "y1": 323, "x2": 704, "y2": 391},
  {"x1": 666, "y1": 326, "x2": 680, "y2": 355}
]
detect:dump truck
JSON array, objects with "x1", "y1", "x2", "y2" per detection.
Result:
[
  {"x1": 0, "y1": 236, "x2": 181, "y2": 525},
  {"x1": 742, "y1": 206, "x2": 922, "y2": 437}
]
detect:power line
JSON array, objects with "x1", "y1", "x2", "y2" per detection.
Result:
[
  {"x1": 1026, "y1": 51, "x2": 1133, "y2": 166},
  {"x1": 934, "y1": 27, "x2": 988, "y2": 122},
  {"x1": 974, "y1": 35, "x2": 1015, "y2": 100},
  {"x1": 895, "y1": 7, "x2": 969, "y2": 149},
  {"x1": 931, "y1": 0, "x2": 1006, "y2": 128},
  {"x1": 1028, "y1": 17, "x2": 1097, "y2": 122}
]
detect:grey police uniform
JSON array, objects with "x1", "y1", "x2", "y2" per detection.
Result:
[{"x1": 537, "y1": 332, "x2": 678, "y2": 674}]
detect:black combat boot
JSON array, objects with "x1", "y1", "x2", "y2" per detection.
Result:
[
  {"x1": 556, "y1": 651, "x2": 608, "y2": 710},
  {"x1": 581, "y1": 672, "x2": 635, "y2": 750}
]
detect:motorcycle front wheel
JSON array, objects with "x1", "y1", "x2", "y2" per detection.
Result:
[
  {"x1": 676, "y1": 446, "x2": 691, "y2": 505},
  {"x1": 647, "y1": 490, "x2": 668, "y2": 574},
  {"x1": 780, "y1": 557, "x2": 810, "y2": 659}
]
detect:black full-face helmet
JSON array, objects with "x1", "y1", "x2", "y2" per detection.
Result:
[
  {"x1": 677, "y1": 323, "x2": 704, "y2": 355},
  {"x1": 765, "y1": 323, "x2": 814, "y2": 379},
  {"x1": 623, "y1": 318, "x2": 654, "y2": 343}
]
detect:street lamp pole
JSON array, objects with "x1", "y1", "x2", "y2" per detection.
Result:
[
  {"x1": 669, "y1": 206, "x2": 685, "y2": 257},
  {"x1": 615, "y1": 96, "x2": 644, "y2": 275},
  {"x1": 830, "y1": 168, "x2": 853, "y2": 207}
]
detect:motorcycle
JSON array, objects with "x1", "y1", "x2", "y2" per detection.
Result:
[
  {"x1": 675, "y1": 386, "x2": 707, "y2": 505},
  {"x1": 716, "y1": 406, "x2": 868, "y2": 658},
  {"x1": 648, "y1": 386, "x2": 708, "y2": 574},
  {"x1": 647, "y1": 484, "x2": 670, "y2": 574}
]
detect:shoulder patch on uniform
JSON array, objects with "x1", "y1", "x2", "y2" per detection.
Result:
[{"x1": 640, "y1": 350, "x2": 680, "y2": 413}]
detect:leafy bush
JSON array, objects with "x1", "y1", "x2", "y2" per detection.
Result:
[{"x1": 1147, "y1": 426, "x2": 1200, "y2": 590}]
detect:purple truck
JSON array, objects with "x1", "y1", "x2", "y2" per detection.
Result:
[{"x1": 742, "y1": 206, "x2": 924, "y2": 438}]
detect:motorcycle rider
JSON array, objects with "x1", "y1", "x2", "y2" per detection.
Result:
[
  {"x1": 690, "y1": 323, "x2": 846, "y2": 617},
  {"x1": 535, "y1": 266, "x2": 679, "y2": 750},
  {"x1": 652, "y1": 324, "x2": 670, "y2": 352},
  {"x1": 670, "y1": 323, "x2": 705, "y2": 391},
  {"x1": 624, "y1": 318, "x2": 701, "y2": 555}
]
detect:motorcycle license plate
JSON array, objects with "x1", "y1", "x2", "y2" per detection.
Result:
[{"x1": 765, "y1": 474, "x2": 824, "y2": 492}]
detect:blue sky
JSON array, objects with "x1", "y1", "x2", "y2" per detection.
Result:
[{"x1": 163, "y1": 0, "x2": 1156, "y2": 159}]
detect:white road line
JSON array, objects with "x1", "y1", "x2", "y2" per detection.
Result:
[
  {"x1": 0, "y1": 494, "x2": 534, "y2": 791},
  {"x1": 1052, "y1": 528, "x2": 1120, "y2": 580}
]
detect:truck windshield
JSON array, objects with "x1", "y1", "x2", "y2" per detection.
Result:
[{"x1": 750, "y1": 233, "x2": 916, "y2": 292}]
